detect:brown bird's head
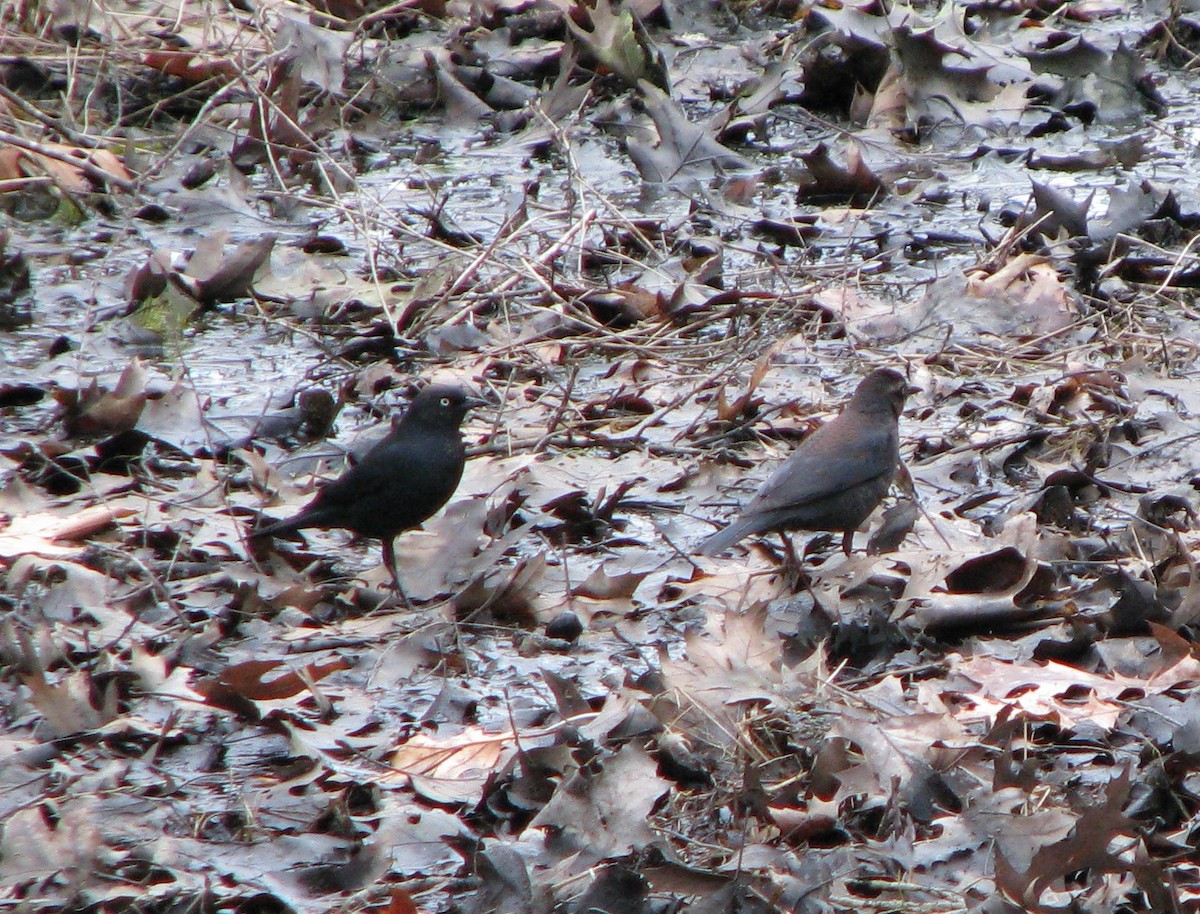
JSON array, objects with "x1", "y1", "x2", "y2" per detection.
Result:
[{"x1": 846, "y1": 367, "x2": 911, "y2": 420}]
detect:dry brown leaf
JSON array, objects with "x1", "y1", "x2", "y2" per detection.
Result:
[
  {"x1": 196, "y1": 657, "x2": 350, "y2": 703},
  {"x1": 0, "y1": 504, "x2": 137, "y2": 559},
  {"x1": 386, "y1": 725, "x2": 521, "y2": 805},
  {"x1": 946, "y1": 649, "x2": 1200, "y2": 730},
  {"x1": 0, "y1": 142, "x2": 132, "y2": 192}
]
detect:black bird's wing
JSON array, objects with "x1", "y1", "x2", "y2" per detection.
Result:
[
  {"x1": 307, "y1": 429, "x2": 465, "y2": 537},
  {"x1": 257, "y1": 427, "x2": 465, "y2": 540}
]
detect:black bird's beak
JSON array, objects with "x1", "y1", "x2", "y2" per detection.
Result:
[
  {"x1": 465, "y1": 393, "x2": 490, "y2": 410},
  {"x1": 905, "y1": 384, "x2": 921, "y2": 396}
]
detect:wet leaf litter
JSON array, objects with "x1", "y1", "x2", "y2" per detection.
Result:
[{"x1": 3, "y1": 1, "x2": 1200, "y2": 912}]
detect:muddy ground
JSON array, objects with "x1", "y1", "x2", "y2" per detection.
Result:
[{"x1": 3, "y1": 0, "x2": 1200, "y2": 912}]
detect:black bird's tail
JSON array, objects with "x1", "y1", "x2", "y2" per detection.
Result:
[{"x1": 252, "y1": 515, "x2": 306, "y2": 539}]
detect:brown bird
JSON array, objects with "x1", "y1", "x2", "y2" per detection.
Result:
[
  {"x1": 697, "y1": 368, "x2": 910, "y2": 557},
  {"x1": 253, "y1": 383, "x2": 481, "y2": 601}
]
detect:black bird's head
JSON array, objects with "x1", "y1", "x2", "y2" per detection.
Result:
[
  {"x1": 403, "y1": 383, "x2": 483, "y2": 429},
  {"x1": 847, "y1": 368, "x2": 912, "y2": 420}
]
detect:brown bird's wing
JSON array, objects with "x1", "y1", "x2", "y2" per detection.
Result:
[{"x1": 743, "y1": 410, "x2": 898, "y2": 516}]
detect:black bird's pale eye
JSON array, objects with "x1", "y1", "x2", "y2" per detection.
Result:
[{"x1": 440, "y1": 397, "x2": 451, "y2": 407}]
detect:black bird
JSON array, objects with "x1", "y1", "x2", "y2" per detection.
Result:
[
  {"x1": 253, "y1": 383, "x2": 480, "y2": 599},
  {"x1": 697, "y1": 368, "x2": 910, "y2": 557}
]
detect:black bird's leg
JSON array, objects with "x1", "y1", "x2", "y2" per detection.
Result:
[
  {"x1": 382, "y1": 538, "x2": 413, "y2": 608},
  {"x1": 841, "y1": 530, "x2": 854, "y2": 556}
]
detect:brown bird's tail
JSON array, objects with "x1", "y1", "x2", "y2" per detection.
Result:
[{"x1": 695, "y1": 519, "x2": 760, "y2": 556}]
